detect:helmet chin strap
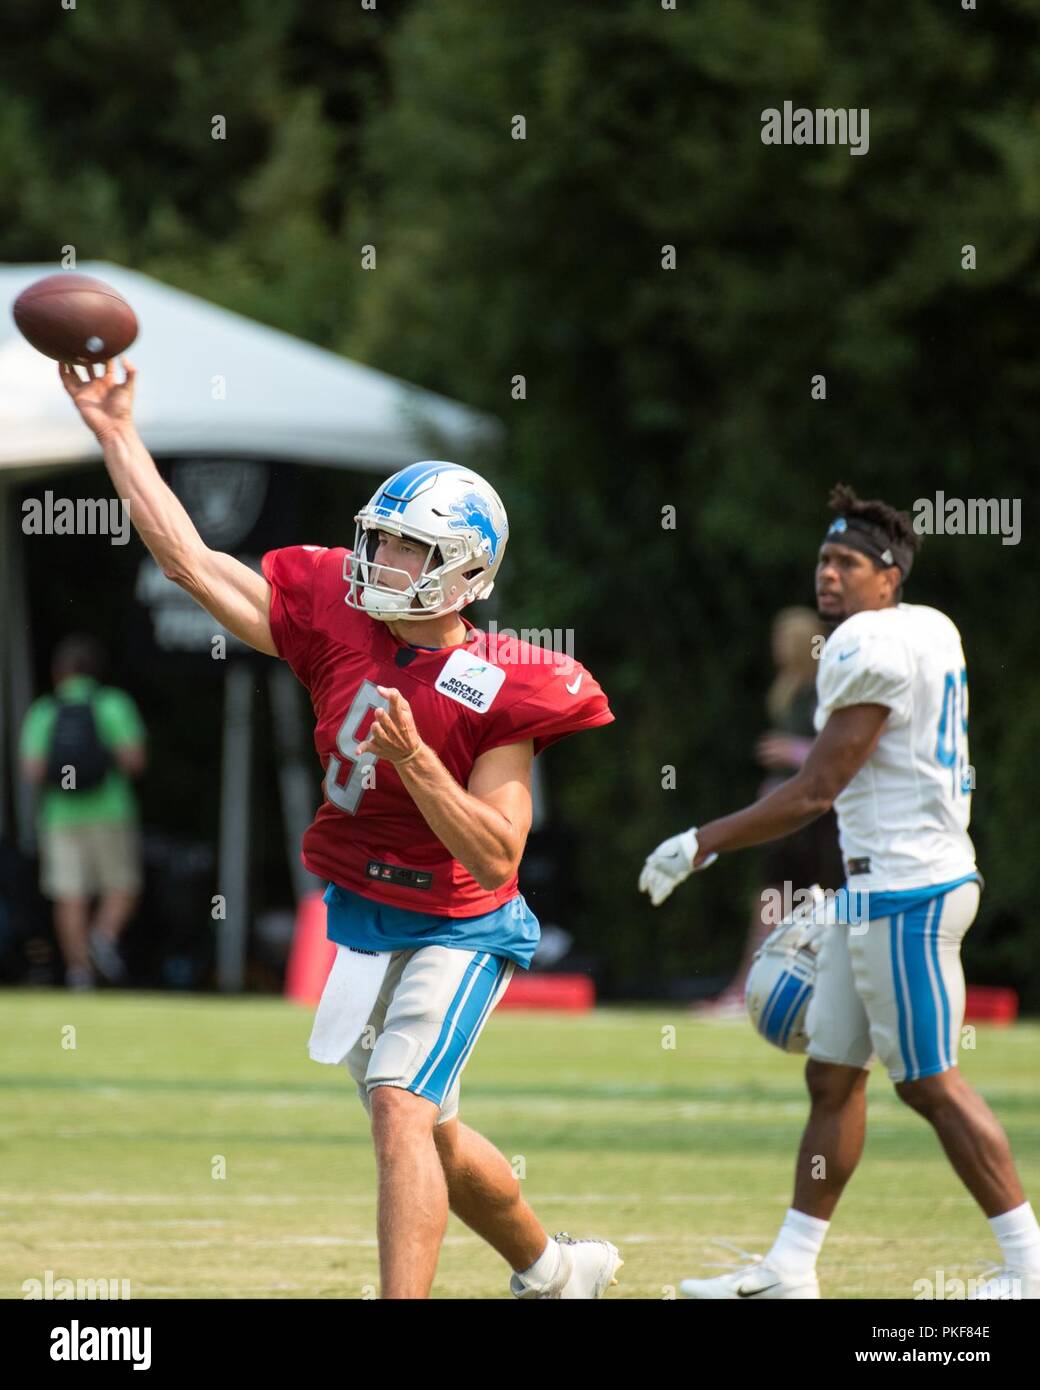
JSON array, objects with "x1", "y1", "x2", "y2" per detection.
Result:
[{"x1": 361, "y1": 585, "x2": 414, "y2": 619}]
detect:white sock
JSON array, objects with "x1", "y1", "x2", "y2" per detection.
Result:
[
  {"x1": 516, "y1": 1238, "x2": 563, "y2": 1289},
  {"x1": 989, "y1": 1202, "x2": 1040, "y2": 1275},
  {"x1": 765, "y1": 1208, "x2": 830, "y2": 1278}
]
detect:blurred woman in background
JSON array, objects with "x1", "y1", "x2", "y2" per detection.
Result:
[{"x1": 695, "y1": 606, "x2": 844, "y2": 1016}]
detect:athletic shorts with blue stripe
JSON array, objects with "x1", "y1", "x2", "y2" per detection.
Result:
[
  {"x1": 343, "y1": 946, "x2": 514, "y2": 1124},
  {"x1": 806, "y1": 879, "x2": 981, "y2": 1083}
]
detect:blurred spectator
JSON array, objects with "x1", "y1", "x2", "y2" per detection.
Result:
[
  {"x1": 695, "y1": 606, "x2": 844, "y2": 1016},
  {"x1": 18, "y1": 635, "x2": 147, "y2": 989}
]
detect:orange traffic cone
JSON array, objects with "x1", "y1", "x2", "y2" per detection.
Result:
[{"x1": 284, "y1": 890, "x2": 336, "y2": 1006}]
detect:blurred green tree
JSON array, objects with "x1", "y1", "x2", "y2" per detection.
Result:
[
  {"x1": 4, "y1": 0, "x2": 1039, "y2": 999},
  {"x1": 343, "y1": 0, "x2": 1040, "y2": 999}
]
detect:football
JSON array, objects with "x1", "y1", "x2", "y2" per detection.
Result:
[{"x1": 12, "y1": 272, "x2": 138, "y2": 364}]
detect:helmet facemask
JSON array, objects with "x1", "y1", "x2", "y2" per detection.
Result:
[{"x1": 345, "y1": 519, "x2": 494, "y2": 622}]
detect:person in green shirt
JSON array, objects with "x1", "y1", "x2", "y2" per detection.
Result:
[{"x1": 19, "y1": 635, "x2": 147, "y2": 990}]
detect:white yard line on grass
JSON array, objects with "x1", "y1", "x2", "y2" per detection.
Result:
[
  {"x1": 0, "y1": 1189, "x2": 979, "y2": 1208},
  {"x1": 36, "y1": 1234, "x2": 478, "y2": 1250}
]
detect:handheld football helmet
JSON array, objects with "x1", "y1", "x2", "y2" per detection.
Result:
[
  {"x1": 745, "y1": 885, "x2": 834, "y2": 1054},
  {"x1": 345, "y1": 461, "x2": 508, "y2": 622}
]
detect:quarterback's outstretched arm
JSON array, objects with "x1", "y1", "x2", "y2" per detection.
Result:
[
  {"x1": 59, "y1": 360, "x2": 277, "y2": 657},
  {"x1": 640, "y1": 703, "x2": 889, "y2": 905}
]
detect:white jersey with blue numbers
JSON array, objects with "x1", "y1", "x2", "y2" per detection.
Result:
[{"x1": 813, "y1": 603, "x2": 977, "y2": 891}]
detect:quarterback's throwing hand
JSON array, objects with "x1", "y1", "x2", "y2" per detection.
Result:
[
  {"x1": 59, "y1": 357, "x2": 137, "y2": 441},
  {"x1": 356, "y1": 686, "x2": 424, "y2": 765},
  {"x1": 638, "y1": 827, "x2": 718, "y2": 907}
]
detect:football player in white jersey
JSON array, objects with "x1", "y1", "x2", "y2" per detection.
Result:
[{"x1": 640, "y1": 485, "x2": 1040, "y2": 1299}]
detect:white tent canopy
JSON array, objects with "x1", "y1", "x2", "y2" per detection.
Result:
[
  {"x1": 0, "y1": 264, "x2": 506, "y2": 989},
  {"x1": 0, "y1": 261, "x2": 501, "y2": 474}
]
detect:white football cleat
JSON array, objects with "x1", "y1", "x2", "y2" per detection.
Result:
[
  {"x1": 510, "y1": 1233, "x2": 623, "y2": 1299},
  {"x1": 969, "y1": 1266, "x2": 1040, "y2": 1299},
  {"x1": 680, "y1": 1257, "x2": 819, "y2": 1300}
]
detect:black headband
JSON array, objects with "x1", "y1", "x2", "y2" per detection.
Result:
[{"x1": 822, "y1": 516, "x2": 914, "y2": 582}]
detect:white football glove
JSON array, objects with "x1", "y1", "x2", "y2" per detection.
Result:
[{"x1": 638, "y1": 827, "x2": 718, "y2": 907}]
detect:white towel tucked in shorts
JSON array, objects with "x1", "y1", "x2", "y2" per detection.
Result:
[{"x1": 308, "y1": 944, "x2": 393, "y2": 1065}]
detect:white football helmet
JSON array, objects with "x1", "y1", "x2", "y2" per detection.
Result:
[
  {"x1": 345, "y1": 461, "x2": 509, "y2": 622},
  {"x1": 744, "y1": 885, "x2": 833, "y2": 1054}
]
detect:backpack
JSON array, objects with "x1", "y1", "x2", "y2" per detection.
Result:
[{"x1": 44, "y1": 695, "x2": 113, "y2": 791}]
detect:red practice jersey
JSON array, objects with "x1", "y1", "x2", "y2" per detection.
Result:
[{"x1": 262, "y1": 545, "x2": 614, "y2": 916}]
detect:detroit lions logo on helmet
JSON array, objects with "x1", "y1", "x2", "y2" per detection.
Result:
[{"x1": 447, "y1": 491, "x2": 503, "y2": 561}]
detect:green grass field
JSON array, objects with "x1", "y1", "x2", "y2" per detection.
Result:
[{"x1": 2, "y1": 989, "x2": 1037, "y2": 1299}]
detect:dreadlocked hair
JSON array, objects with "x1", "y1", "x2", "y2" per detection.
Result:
[
  {"x1": 828, "y1": 483, "x2": 921, "y2": 559},
  {"x1": 827, "y1": 483, "x2": 921, "y2": 599}
]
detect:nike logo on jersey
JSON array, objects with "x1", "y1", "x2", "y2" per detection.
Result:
[
  {"x1": 565, "y1": 673, "x2": 584, "y2": 695},
  {"x1": 838, "y1": 646, "x2": 860, "y2": 662}
]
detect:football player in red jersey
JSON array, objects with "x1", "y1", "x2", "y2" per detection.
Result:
[{"x1": 61, "y1": 357, "x2": 622, "y2": 1300}]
